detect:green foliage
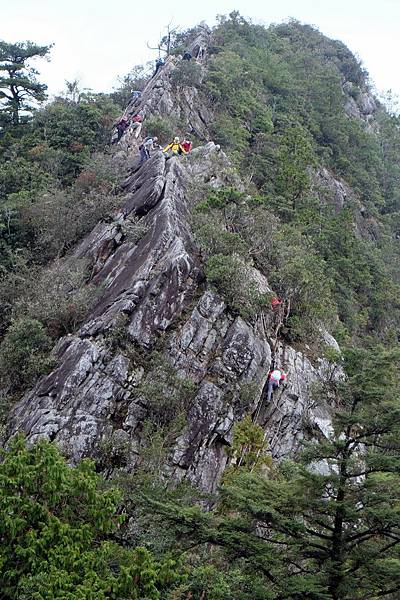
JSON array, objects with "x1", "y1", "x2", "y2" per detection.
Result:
[
  {"x1": 170, "y1": 60, "x2": 202, "y2": 88},
  {"x1": 136, "y1": 419, "x2": 187, "y2": 485},
  {"x1": 269, "y1": 227, "x2": 335, "y2": 340},
  {"x1": 30, "y1": 95, "x2": 119, "y2": 181},
  {"x1": 226, "y1": 415, "x2": 271, "y2": 474},
  {"x1": 205, "y1": 253, "x2": 266, "y2": 319},
  {"x1": 274, "y1": 122, "x2": 316, "y2": 216},
  {"x1": 16, "y1": 155, "x2": 122, "y2": 263},
  {"x1": 0, "y1": 97, "x2": 124, "y2": 344},
  {"x1": 194, "y1": 188, "x2": 272, "y2": 319},
  {"x1": 0, "y1": 317, "x2": 53, "y2": 391},
  {"x1": 0, "y1": 436, "x2": 183, "y2": 599},
  {"x1": 144, "y1": 116, "x2": 178, "y2": 143},
  {"x1": 194, "y1": 187, "x2": 334, "y2": 337},
  {"x1": 14, "y1": 258, "x2": 98, "y2": 338},
  {"x1": 111, "y1": 63, "x2": 151, "y2": 108},
  {"x1": 169, "y1": 565, "x2": 237, "y2": 600},
  {"x1": 0, "y1": 40, "x2": 51, "y2": 127},
  {"x1": 0, "y1": 95, "x2": 122, "y2": 277},
  {"x1": 144, "y1": 346, "x2": 400, "y2": 599},
  {"x1": 137, "y1": 352, "x2": 197, "y2": 428},
  {"x1": 204, "y1": 13, "x2": 396, "y2": 217},
  {"x1": 197, "y1": 13, "x2": 400, "y2": 338}
]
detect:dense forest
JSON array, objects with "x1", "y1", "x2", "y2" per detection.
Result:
[{"x1": 1, "y1": 14, "x2": 400, "y2": 599}]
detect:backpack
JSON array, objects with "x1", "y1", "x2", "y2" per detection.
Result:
[
  {"x1": 270, "y1": 369, "x2": 282, "y2": 382},
  {"x1": 143, "y1": 138, "x2": 154, "y2": 149}
]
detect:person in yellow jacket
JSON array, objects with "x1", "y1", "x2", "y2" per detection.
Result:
[{"x1": 163, "y1": 137, "x2": 187, "y2": 157}]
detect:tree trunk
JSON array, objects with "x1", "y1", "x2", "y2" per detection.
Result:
[
  {"x1": 10, "y1": 84, "x2": 20, "y2": 125},
  {"x1": 329, "y1": 454, "x2": 348, "y2": 599}
]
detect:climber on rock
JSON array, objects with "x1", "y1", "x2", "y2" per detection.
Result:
[
  {"x1": 153, "y1": 57, "x2": 165, "y2": 76},
  {"x1": 163, "y1": 137, "x2": 187, "y2": 157},
  {"x1": 182, "y1": 50, "x2": 192, "y2": 61},
  {"x1": 271, "y1": 296, "x2": 282, "y2": 308},
  {"x1": 266, "y1": 368, "x2": 286, "y2": 403},
  {"x1": 181, "y1": 139, "x2": 193, "y2": 153},
  {"x1": 139, "y1": 136, "x2": 158, "y2": 164},
  {"x1": 131, "y1": 90, "x2": 142, "y2": 101},
  {"x1": 113, "y1": 116, "x2": 130, "y2": 144},
  {"x1": 194, "y1": 45, "x2": 205, "y2": 60},
  {"x1": 130, "y1": 114, "x2": 143, "y2": 139}
]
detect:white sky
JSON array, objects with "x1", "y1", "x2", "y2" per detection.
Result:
[{"x1": 2, "y1": 0, "x2": 400, "y2": 101}]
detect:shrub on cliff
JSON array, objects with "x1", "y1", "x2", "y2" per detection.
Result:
[
  {"x1": 170, "y1": 60, "x2": 202, "y2": 88},
  {"x1": 14, "y1": 259, "x2": 99, "y2": 338},
  {"x1": 0, "y1": 318, "x2": 53, "y2": 391},
  {"x1": 205, "y1": 253, "x2": 266, "y2": 319}
]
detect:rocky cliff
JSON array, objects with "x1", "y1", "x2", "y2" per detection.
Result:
[{"x1": 8, "y1": 27, "x2": 345, "y2": 492}]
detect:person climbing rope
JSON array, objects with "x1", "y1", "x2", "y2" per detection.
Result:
[
  {"x1": 113, "y1": 116, "x2": 130, "y2": 144},
  {"x1": 153, "y1": 58, "x2": 165, "y2": 76},
  {"x1": 181, "y1": 139, "x2": 193, "y2": 153},
  {"x1": 163, "y1": 137, "x2": 187, "y2": 157},
  {"x1": 139, "y1": 136, "x2": 158, "y2": 164},
  {"x1": 182, "y1": 50, "x2": 192, "y2": 61},
  {"x1": 131, "y1": 90, "x2": 142, "y2": 101},
  {"x1": 266, "y1": 368, "x2": 286, "y2": 403}
]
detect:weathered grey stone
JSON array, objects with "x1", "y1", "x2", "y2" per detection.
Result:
[
  {"x1": 255, "y1": 343, "x2": 342, "y2": 460},
  {"x1": 312, "y1": 167, "x2": 350, "y2": 212},
  {"x1": 7, "y1": 31, "x2": 347, "y2": 493},
  {"x1": 343, "y1": 82, "x2": 377, "y2": 124}
]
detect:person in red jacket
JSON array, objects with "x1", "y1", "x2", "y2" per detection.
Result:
[
  {"x1": 266, "y1": 368, "x2": 286, "y2": 402},
  {"x1": 181, "y1": 139, "x2": 192, "y2": 154},
  {"x1": 271, "y1": 296, "x2": 282, "y2": 308}
]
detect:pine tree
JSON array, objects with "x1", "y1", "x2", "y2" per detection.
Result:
[
  {"x1": 145, "y1": 347, "x2": 400, "y2": 599},
  {"x1": 221, "y1": 347, "x2": 400, "y2": 598},
  {"x1": 0, "y1": 40, "x2": 51, "y2": 127}
]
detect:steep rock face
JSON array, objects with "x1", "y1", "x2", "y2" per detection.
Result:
[
  {"x1": 8, "y1": 144, "x2": 340, "y2": 492},
  {"x1": 343, "y1": 81, "x2": 378, "y2": 127},
  {"x1": 122, "y1": 27, "x2": 213, "y2": 147},
  {"x1": 8, "y1": 31, "x2": 344, "y2": 492},
  {"x1": 311, "y1": 167, "x2": 380, "y2": 240}
]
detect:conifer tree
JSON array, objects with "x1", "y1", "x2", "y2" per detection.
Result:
[
  {"x1": 0, "y1": 40, "x2": 51, "y2": 127},
  {"x1": 0, "y1": 436, "x2": 181, "y2": 599},
  {"x1": 146, "y1": 347, "x2": 400, "y2": 599}
]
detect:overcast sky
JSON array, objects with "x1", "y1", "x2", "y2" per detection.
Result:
[{"x1": 2, "y1": 0, "x2": 400, "y2": 102}]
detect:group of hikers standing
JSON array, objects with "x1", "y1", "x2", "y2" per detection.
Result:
[
  {"x1": 137, "y1": 136, "x2": 193, "y2": 164},
  {"x1": 112, "y1": 42, "x2": 205, "y2": 151},
  {"x1": 112, "y1": 48, "x2": 195, "y2": 164},
  {"x1": 163, "y1": 137, "x2": 192, "y2": 156},
  {"x1": 113, "y1": 110, "x2": 193, "y2": 166},
  {"x1": 113, "y1": 112, "x2": 144, "y2": 144}
]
